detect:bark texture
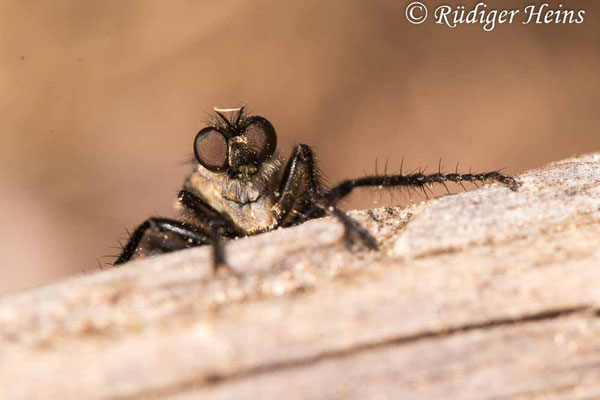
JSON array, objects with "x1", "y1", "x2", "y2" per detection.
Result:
[{"x1": 1, "y1": 153, "x2": 600, "y2": 400}]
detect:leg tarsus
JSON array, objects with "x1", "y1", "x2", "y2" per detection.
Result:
[
  {"x1": 206, "y1": 222, "x2": 240, "y2": 277},
  {"x1": 330, "y1": 207, "x2": 379, "y2": 251}
]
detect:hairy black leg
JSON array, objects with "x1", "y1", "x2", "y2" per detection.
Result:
[
  {"x1": 276, "y1": 144, "x2": 377, "y2": 249},
  {"x1": 178, "y1": 190, "x2": 238, "y2": 234},
  {"x1": 318, "y1": 170, "x2": 519, "y2": 211},
  {"x1": 299, "y1": 169, "x2": 517, "y2": 250},
  {"x1": 114, "y1": 218, "x2": 208, "y2": 265},
  {"x1": 178, "y1": 189, "x2": 240, "y2": 272},
  {"x1": 276, "y1": 144, "x2": 325, "y2": 225}
]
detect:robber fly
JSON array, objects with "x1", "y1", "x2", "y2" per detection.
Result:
[{"x1": 114, "y1": 106, "x2": 517, "y2": 271}]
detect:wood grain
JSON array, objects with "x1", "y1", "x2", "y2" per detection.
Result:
[{"x1": 1, "y1": 154, "x2": 599, "y2": 400}]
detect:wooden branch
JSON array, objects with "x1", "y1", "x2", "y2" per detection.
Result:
[{"x1": 1, "y1": 154, "x2": 600, "y2": 400}]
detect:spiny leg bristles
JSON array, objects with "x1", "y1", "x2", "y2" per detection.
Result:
[{"x1": 322, "y1": 169, "x2": 519, "y2": 207}]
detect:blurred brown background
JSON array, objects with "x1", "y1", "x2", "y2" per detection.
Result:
[{"x1": 1, "y1": 0, "x2": 598, "y2": 294}]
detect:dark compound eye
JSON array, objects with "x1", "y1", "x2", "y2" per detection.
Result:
[
  {"x1": 243, "y1": 116, "x2": 277, "y2": 162},
  {"x1": 194, "y1": 127, "x2": 228, "y2": 171}
]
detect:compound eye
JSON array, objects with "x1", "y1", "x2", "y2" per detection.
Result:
[
  {"x1": 243, "y1": 116, "x2": 277, "y2": 162},
  {"x1": 194, "y1": 128, "x2": 228, "y2": 171}
]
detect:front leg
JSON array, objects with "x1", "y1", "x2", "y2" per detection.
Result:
[
  {"x1": 275, "y1": 144, "x2": 325, "y2": 225},
  {"x1": 116, "y1": 191, "x2": 238, "y2": 273},
  {"x1": 114, "y1": 218, "x2": 209, "y2": 265},
  {"x1": 178, "y1": 189, "x2": 240, "y2": 273},
  {"x1": 276, "y1": 144, "x2": 378, "y2": 249}
]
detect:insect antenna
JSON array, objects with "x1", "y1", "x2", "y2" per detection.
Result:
[
  {"x1": 235, "y1": 104, "x2": 247, "y2": 125},
  {"x1": 214, "y1": 111, "x2": 233, "y2": 129},
  {"x1": 213, "y1": 105, "x2": 246, "y2": 130}
]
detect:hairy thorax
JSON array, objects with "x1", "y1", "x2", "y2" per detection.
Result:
[{"x1": 178, "y1": 156, "x2": 283, "y2": 235}]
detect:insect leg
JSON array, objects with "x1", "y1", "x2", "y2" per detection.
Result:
[
  {"x1": 277, "y1": 144, "x2": 377, "y2": 249},
  {"x1": 178, "y1": 189, "x2": 239, "y2": 272},
  {"x1": 320, "y1": 170, "x2": 518, "y2": 209},
  {"x1": 114, "y1": 218, "x2": 208, "y2": 265},
  {"x1": 275, "y1": 144, "x2": 325, "y2": 225},
  {"x1": 330, "y1": 206, "x2": 378, "y2": 250}
]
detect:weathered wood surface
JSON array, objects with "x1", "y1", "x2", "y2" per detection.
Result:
[{"x1": 1, "y1": 154, "x2": 600, "y2": 400}]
